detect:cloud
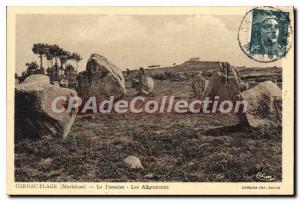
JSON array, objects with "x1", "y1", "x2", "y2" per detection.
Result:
[
  {"x1": 67, "y1": 15, "x2": 238, "y2": 68},
  {"x1": 16, "y1": 14, "x2": 279, "y2": 74}
]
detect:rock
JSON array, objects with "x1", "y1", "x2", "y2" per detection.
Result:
[
  {"x1": 240, "y1": 81, "x2": 249, "y2": 92},
  {"x1": 88, "y1": 73, "x2": 126, "y2": 100},
  {"x1": 77, "y1": 71, "x2": 89, "y2": 88},
  {"x1": 23, "y1": 74, "x2": 50, "y2": 85},
  {"x1": 144, "y1": 173, "x2": 155, "y2": 179},
  {"x1": 130, "y1": 78, "x2": 140, "y2": 89},
  {"x1": 191, "y1": 73, "x2": 209, "y2": 98},
  {"x1": 140, "y1": 76, "x2": 154, "y2": 95},
  {"x1": 77, "y1": 54, "x2": 126, "y2": 101},
  {"x1": 238, "y1": 81, "x2": 282, "y2": 128},
  {"x1": 59, "y1": 79, "x2": 68, "y2": 88},
  {"x1": 123, "y1": 156, "x2": 143, "y2": 169},
  {"x1": 15, "y1": 75, "x2": 78, "y2": 139},
  {"x1": 87, "y1": 54, "x2": 125, "y2": 82},
  {"x1": 52, "y1": 81, "x2": 60, "y2": 87},
  {"x1": 204, "y1": 62, "x2": 243, "y2": 100},
  {"x1": 39, "y1": 158, "x2": 54, "y2": 166},
  {"x1": 204, "y1": 71, "x2": 241, "y2": 100}
]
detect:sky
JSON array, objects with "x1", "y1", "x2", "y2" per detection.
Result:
[{"x1": 15, "y1": 14, "x2": 280, "y2": 75}]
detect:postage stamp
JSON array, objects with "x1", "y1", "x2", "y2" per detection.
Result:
[{"x1": 238, "y1": 7, "x2": 292, "y2": 62}]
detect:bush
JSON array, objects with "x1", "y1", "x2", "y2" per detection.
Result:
[{"x1": 151, "y1": 72, "x2": 168, "y2": 80}]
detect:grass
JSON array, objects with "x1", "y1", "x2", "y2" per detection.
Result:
[{"x1": 15, "y1": 81, "x2": 282, "y2": 182}]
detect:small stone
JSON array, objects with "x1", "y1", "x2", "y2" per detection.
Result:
[
  {"x1": 40, "y1": 158, "x2": 54, "y2": 166},
  {"x1": 144, "y1": 173, "x2": 154, "y2": 179},
  {"x1": 123, "y1": 156, "x2": 143, "y2": 169}
]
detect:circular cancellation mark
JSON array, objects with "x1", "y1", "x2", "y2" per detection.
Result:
[{"x1": 238, "y1": 6, "x2": 293, "y2": 63}]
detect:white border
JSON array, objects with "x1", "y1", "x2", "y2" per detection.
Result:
[{"x1": 1, "y1": 0, "x2": 298, "y2": 200}]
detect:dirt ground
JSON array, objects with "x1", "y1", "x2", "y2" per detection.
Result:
[{"x1": 15, "y1": 80, "x2": 282, "y2": 182}]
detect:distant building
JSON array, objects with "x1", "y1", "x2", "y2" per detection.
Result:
[
  {"x1": 148, "y1": 65, "x2": 160, "y2": 68},
  {"x1": 189, "y1": 57, "x2": 200, "y2": 62}
]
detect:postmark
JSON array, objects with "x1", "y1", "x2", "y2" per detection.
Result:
[{"x1": 238, "y1": 7, "x2": 292, "y2": 63}]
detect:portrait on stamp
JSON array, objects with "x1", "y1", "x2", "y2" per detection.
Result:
[
  {"x1": 249, "y1": 9, "x2": 290, "y2": 59},
  {"x1": 238, "y1": 7, "x2": 292, "y2": 63}
]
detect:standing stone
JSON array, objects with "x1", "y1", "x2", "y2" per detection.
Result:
[
  {"x1": 140, "y1": 76, "x2": 154, "y2": 95},
  {"x1": 192, "y1": 73, "x2": 209, "y2": 99},
  {"x1": 77, "y1": 54, "x2": 126, "y2": 101},
  {"x1": 204, "y1": 62, "x2": 244, "y2": 100},
  {"x1": 135, "y1": 67, "x2": 154, "y2": 96},
  {"x1": 238, "y1": 81, "x2": 282, "y2": 128},
  {"x1": 204, "y1": 71, "x2": 240, "y2": 100},
  {"x1": 15, "y1": 74, "x2": 78, "y2": 139}
]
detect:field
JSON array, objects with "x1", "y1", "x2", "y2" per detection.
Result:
[{"x1": 15, "y1": 78, "x2": 282, "y2": 182}]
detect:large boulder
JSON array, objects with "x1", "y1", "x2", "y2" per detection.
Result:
[
  {"x1": 77, "y1": 54, "x2": 126, "y2": 101},
  {"x1": 191, "y1": 73, "x2": 209, "y2": 99},
  {"x1": 23, "y1": 74, "x2": 50, "y2": 85},
  {"x1": 140, "y1": 76, "x2": 154, "y2": 95},
  {"x1": 204, "y1": 71, "x2": 240, "y2": 101},
  {"x1": 204, "y1": 62, "x2": 245, "y2": 100},
  {"x1": 238, "y1": 81, "x2": 282, "y2": 128},
  {"x1": 15, "y1": 74, "x2": 78, "y2": 139}
]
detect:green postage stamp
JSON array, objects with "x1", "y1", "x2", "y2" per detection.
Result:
[{"x1": 238, "y1": 7, "x2": 292, "y2": 62}]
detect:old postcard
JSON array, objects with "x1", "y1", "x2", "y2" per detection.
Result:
[{"x1": 7, "y1": 6, "x2": 294, "y2": 195}]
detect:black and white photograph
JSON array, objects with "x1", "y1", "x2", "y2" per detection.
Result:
[{"x1": 5, "y1": 5, "x2": 295, "y2": 196}]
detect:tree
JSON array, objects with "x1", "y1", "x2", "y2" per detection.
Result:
[
  {"x1": 45, "y1": 50, "x2": 54, "y2": 68},
  {"x1": 46, "y1": 66, "x2": 58, "y2": 82},
  {"x1": 31, "y1": 43, "x2": 81, "y2": 82},
  {"x1": 58, "y1": 50, "x2": 71, "y2": 77},
  {"x1": 19, "y1": 61, "x2": 45, "y2": 82},
  {"x1": 126, "y1": 68, "x2": 130, "y2": 76},
  {"x1": 49, "y1": 44, "x2": 61, "y2": 78},
  {"x1": 71, "y1": 52, "x2": 82, "y2": 72},
  {"x1": 64, "y1": 64, "x2": 78, "y2": 88},
  {"x1": 65, "y1": 64, "x2": 75, "y2": 76},
  {"x1": 32, "y1": 43, "x2": 47, "y2": 69},
  {"x1": 26, "y1": 61, "x2": 45, "y2": 74}
]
